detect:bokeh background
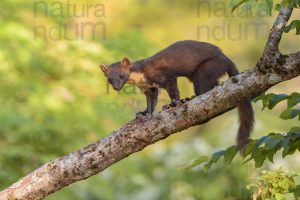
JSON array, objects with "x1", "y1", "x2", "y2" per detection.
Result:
[{"x1": 0, "y1": 0, "x2": 299, "y2": 199}]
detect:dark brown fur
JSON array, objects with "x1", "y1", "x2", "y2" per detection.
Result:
[{"x1": 100, "y1": 40, "x2": 254, "y2": 150}]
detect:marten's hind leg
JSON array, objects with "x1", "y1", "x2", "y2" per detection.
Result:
[
  {"x1": 192, "y1": 61, "x2": 222, "y2": 96},
  {"x1": 165, "y1": 79, "x2": 180, "y2": 101},
  {"x1": 193, "y1": 76, "x2": 218, "y2": 96}
]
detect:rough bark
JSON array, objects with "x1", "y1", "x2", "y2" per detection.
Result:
[{"x1": 0, "y1": 6, "x2": 299, "y2": 200}]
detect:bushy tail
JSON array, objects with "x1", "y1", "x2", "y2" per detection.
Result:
[
  {"x1": 226, "y1": 59, "x2": 254, "y2": 151},
  {"x1": 237, "y1": 99, "x2": 254, "y2": 151}
]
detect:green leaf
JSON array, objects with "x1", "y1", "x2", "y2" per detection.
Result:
[
  {"x1": 211, "y1": 150, "x2": 226, "y2": 162},
  {"x1": 253, "y1": 95, "x2": 264, "y2": 102},
  {"x1": 284, "y1": 20, "x2": 300, "y2": 35},
  {"x1": 242, "y1": 140, "x2": 256, "y2": 158},
  {"x1": 204, "y1": 150, "x2": 226, "y2": 173},
  {"x1": 290, "y1": 127, "x2": 300, "y2": 134},
  {"x1": 264, "y1": 0, "x2": 274, "y2": 15},
  {"x1": 190, "y1": 156, "x2": 209, "y2": 167},
  {"x1": 282, "y1": 140, "x2": 299, "y2": 158},
  {"x1": 280, "y1": 0, "x2": 294, "y2": 7},
  {"x1": 265, "y1": 137, "x2": 282, "y2": 150},
  {"x1": 296, "y1": 0, "x2": 300, "y2": 8},
  {"x1": 290, "y1": 0, "x2": 300, "y2": 8},
  {"x1": 281, "y1": 137, "x2": 291, "y2": 152},
  {"x1": 288, "y1": 92, "x2": 300, "y2": 108},
  {"x1": 255, "y1": 93, "x2": 300, "y2": 112},
  {"x1": 255, "y1": 0, "x2": 273, "y2": 16},
  {"x1": 254, "y1": 93, "x2": 276, "y2": 110},
  {"x1": 250, "y1": 147, "x2": 268, "y2": 168},
  {"x1": 254, "y1": 152, "x2": 267, "y2": 168},
  {"x1": 275, "y1": 3, "x2": 281, "y2": 10},
  {"x1": 255, "y1": 135, "x2": 269, "y2": 148},
  {"x1": 262, "y1": 134, "x2": 283, "y2": 150},
  {"x1": 291, "y1": 185, "x2": 300, "y2": 197},
  {"x1": 280, "y1": 109, "x2": 300, "y2": 120},
  {"x1": 204, "y1": 160, "x2": 213, "y2": 173},
  {"x1": 230, "y1": 0, "x2": 247, "y2": 12},
  {"x1": 267, "y1": 148, "x2": 276, "y2": 163},
  {"x1": 177, "y1": 156, "x2": 209, "y2": 172},
  {"x1": 224, "y1": 145, "x2": 238, "y2": 164},
  {"x1": 268, "y1": 94, "x2": 288, "y2": 109}
]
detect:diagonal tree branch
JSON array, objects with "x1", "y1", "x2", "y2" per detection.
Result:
[
  {"x1": 258, "y1": 5, "x2": 294, "y2": 74},
  {"x1": 264, "y1": 6, "x2": 293, "y2": 54},
  {"x1": 0, "y1": 5, "x2": 299, "y2": 200}
]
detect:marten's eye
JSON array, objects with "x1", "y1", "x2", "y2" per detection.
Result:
[{"x1": 119, "y1": 74, "x2": 125, "y2": 79}]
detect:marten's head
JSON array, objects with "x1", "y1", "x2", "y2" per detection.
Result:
[{"x1": 100, "y1": 57, "x2": 132, "y2": 91}]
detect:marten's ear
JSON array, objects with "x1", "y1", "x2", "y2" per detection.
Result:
[
  {"x1": 99, "y1": 64, "x2": 108, "y2": 77},
  {"x1": 121, "y1": 57, "x2": 132, "y2": 69}
]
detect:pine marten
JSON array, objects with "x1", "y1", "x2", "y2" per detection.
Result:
[{"x1": 99, "y1": 40, "x2": 254, "y2": 150}]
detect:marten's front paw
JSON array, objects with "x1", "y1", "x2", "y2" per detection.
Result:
[
  {"x1": 170, "y1": 100, "x2": 181, "y2": 107},
  {"x1": 169, "y1": 102, "x2": 177, "y2": 107},
  {"x1": 162, "y1": 105, "x2": 170, "y2": 111},
  {"x1": 180, "y1": 99, "x2": 186, "y2": 103}
]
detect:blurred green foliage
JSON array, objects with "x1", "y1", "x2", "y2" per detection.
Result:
[
  {"x1": 247, "y1": 167, "x2": 299, "y2": 200},
  {"x1": 0, "y1": 0, "x2": 299, "y2": 199}
]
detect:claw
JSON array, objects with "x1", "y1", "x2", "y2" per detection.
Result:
[
  {"x1": 135, "y1": 111, "x2": 153, "y2": 118},
  {"x1": 170, "y1": 101, "x2": 177, "y2": 107},
  {"x1": 162, "y1": 105, "x2": 170, "y2": 111},
  {"x1": 170, "y1": 99, "x2": 182, "y2": 107},
  {"x1": 135, "y1": 111, "x2": 147, "y2": 118}
]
